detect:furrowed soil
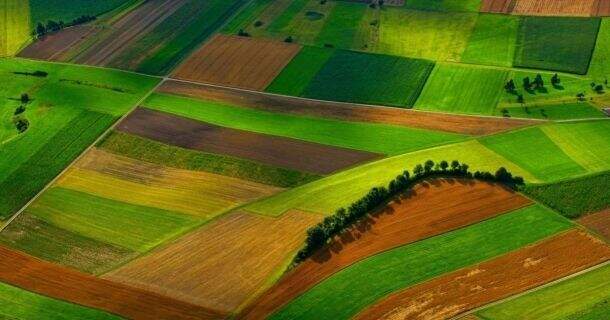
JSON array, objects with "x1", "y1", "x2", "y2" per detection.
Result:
[
  {"x1": 104, "y1": 210, "x2": 322, "y2": 313},
  {"x1": 173, "y1": 34, "x2": 301, "y2": 90},
  {"x1": 355, "y1": 230, "x2": 610, "y2": 320},
  {"x1": 238, "y1": 179, "x2": 532, "y2": 319},
  {"x1": 579, "y1": 209, "x2": 610, "y2": 240},
  {"x1": 118, "y1": 107, "x2": 381, "y2": 174},
  {"x1": 158, "y1": 80, "x2": 538, "y2": 135},
  {"x1": 0, "y1": 245, "x2": 227, "y2": 320},
  {"x1": 593, "y1": 0, "x2": 610, "y2": 16},
  {"x1": 72, "y1": 0, "x2": 188, "y2": 66},
  {"x1": 480, "y1": 0, "x2": 515, "y2": 13},
  {"x1": 18, "y1": 26, "x2": 96, "y2": 61},
  {"x1": 513, "y1": 0, "x2": 597, "y2": 17}
]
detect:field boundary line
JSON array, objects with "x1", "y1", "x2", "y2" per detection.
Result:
[
  {"x1": 451, "y1": 259, "x2": 610, "y2": 320},
  {"x1": 0, "y1": 78, "x2": 166, "y2": 232}
]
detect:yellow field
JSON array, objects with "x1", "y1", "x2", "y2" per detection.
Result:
[
  {"x1": 57, "y1": 149, "x2": 282, "y2": 219},
  {"x1": 0, "y1": 0, "x2": 30, "y2": 56}
]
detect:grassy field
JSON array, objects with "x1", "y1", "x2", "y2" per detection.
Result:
[
  {"x1": 0, "y1": 58, "x2": 158, "y2": 220},
  {"x1": 376, "y1": 8, "x2": 477, "y2": 61},
  {"x1": 29, "y1": 0, "x2": 134, "y2": 26},
  {"x1": 497, "y1": 102, "x2": 605, "y2": 120},
  {"x1": 461, "y1": 14, "x2": 519, "y2": 67},
  {"x1": 476, "y1": 264, "x2": 610, "y2": 320},
  {"x1": 0, "y1": 281, "x2": 119, "y2": 319},
  {"x1": 514, "y1": 17, "x2": 601, "y2": 74},
  {"x1": 589, "y1": 18, "x2": 610, "y2": 81},
  {"x1": 0, "y1": 0, "x2": 31, "y2": 56},
  {"x1": 301, "y1": 50, "x2": 434, "y2": 107},
  {"x1": 404, "y1": 0, "x2": 482, "y2": 12},
  {"x1": 99, "y1": 131, "x2": 320, "y2": 188},
  {"x1": 415, "y1": 63, "x2": 508, "y2": 115},
  {"x1": 314, "y1": 2, "x2": 367, "y2": 49},
  {"x1": 247, "y1": 139, "x2": 536, "y2": 216},
  {"x1": 144, "y1": 93, "x2": 464, "y2": 156},
  {"x1": 270, "y1": 205, "x2": 573, "y2": 320},
  {"x1": 480, "y1": 127, "x2": 587, "y2": 182},
  {"x1": 523, "y1": 172, "x2": 610, "y2": 219},
  {"x1": 266, "y1": 46, "x2": 334, "y2": 96}
]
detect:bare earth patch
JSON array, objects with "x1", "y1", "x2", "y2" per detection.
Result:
[{"x1": 578, "y1": 209, "x2": 610, "y2": 240}]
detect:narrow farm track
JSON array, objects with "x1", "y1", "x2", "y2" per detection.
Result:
[
  {"x1": 0, "y1": 245, "x2": 228, "y2": 319},
  {"x1": 238, "y1": 179, "x2": 532, "y2": 319},
  {"x1": 158, "y1": 80, "x2": 540, "y2": 135},
  {"x1": 355, "y1": 230, "x2": 610, "y2": 320}
]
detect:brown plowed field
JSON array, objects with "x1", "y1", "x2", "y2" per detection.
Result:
[
  {"x1": 238, "y1": 179, "x2": 532, "y2": 319},
  {"x1": 117, "y1": 107, "x2": 381, "y2": 174},
  {"x1": 512, "y1": 0, "x2": 597, "y2": 17},
  {"x1": 355, "y1": 230, "x2": 610, "y2": 320},
  {"x1": 0, "y1": 245, "x2": 227, "y2": 320},
  {"x1": 72, "y1": 0, "x2": 187, "y2": 66},
  {"x1": 104, "y1": 210, "x2": 322, "y2": 313},
  {"x1": 18, "y1": 26, "x2": 96, "y2": 61},
  {"x1": 578, "y1": 209, "x2": 610, "y2": 240},
  {"x1": 481, "y1": 0, "x2": 515, "y2": 13},
  {"x1": 592, "y1": 0, "x2": 610, "y2": 16},
  {"x1": 158, "y1": 80, "x2": 539, "y2": 135},
  {"x1": 173, "y1": 34, "x2": 301, "y2": 90}
]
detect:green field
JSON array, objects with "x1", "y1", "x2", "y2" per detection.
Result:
[
  {"x1": 301, "y1": 50, "x2": 434, "y2": 107},
  {"x1": 144, "y1": 93, "x2": 464, "y2": 156},
  {"x1": 404, "y1": 0, "x2": 482, "y2": 12},
  {"x1": 589, "y1": 18, "x2": 610, "y2": 81},
  {"x1": 523, "y1": 171, "x2": 610, "y2": 219},
  {"x1": 0, "y1": 281, "x2": 119, "y2": 319},
  {"x1": 0, "y1": 58, "x2": 159, "y2": 220},
  {"x1": 314, "y1": 2, "x2": 367, "y2": 49},
  {"x1": 271, "y1": 205, "x2": 573, "y2": 320},
  {"x1": 461, "y1": 14, "x2": 519, "y2": 67},
  {"x1": 497, "y1": 102, "x2": 605, "y2": 120},
  {"x1": 0, "y1": 0, "x2": 31, "y2": 56},
  {"x1": 247, "y1": 139, "x2": 536, "y2": 216},
  {"x1": 477, "y1": 264, "x2": 610, "y2": 320},
  {"x1": 266, "y1": 46, "x2": 334, "y2": 96},
  {"x1": 480, "y1": 127, "x2": 587, "y2": 182},
  {"x1": 99, "y1": 131, "x2": 320, "y2": 188},
  {"x1": 415, "y1": 63, "x2": 508, "y2": 115},
  {"x1": 29, "y1": 0, "x2": 134, "y2": 26},
  {"x1": 514, "y1": 17, "x2": 601, "y2": 75}
]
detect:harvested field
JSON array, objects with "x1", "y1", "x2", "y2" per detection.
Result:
[
  {"x1": 355, "y1": 230, "x2": 610, "y2": 320},
  {"x1": 173, "y1": 34, "x2": 301, "y2": 90},
  {"x1": 480, "y1": 0, "x2": 514, "y2": 13},
  {"x1": 58, "y1": 148, "x2": 281, "y2": 218},
  {"x1": 579, "y1": 209, "x2": 610, "y2": 240},
  {"x1": 117, "y1": 107, "x2": 381, "y2": 174},
  {"x1": 513, "y1": 0, "x2": 597, "y2": 17},
  {"x1": 238, "y1": 179, "x2": 532, "y2": 319},
  {"x1": 593, "y1": 0, "x2": 610, "y2": 16},
  {"x1": 159, "y1": 80, "x2": 538, "y2": 135},
  {"x1": 18, "y1": 26, "x2": 96, "y2": 61},
  {"x1": 104, "y1": 210, "x2": 322, "y2": 313},
  {"x1": 0, "y1": 245, "x2": 227, "y2": 320},
  {"x1": 72, "y1": 0, "x2": 188, "y2": 66}
]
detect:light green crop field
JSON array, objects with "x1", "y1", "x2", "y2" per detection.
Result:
[
  {"x1": 415, "y1": 63, "x2": 508, "y2": 115},
  {"x1": 376, "y1": 8, "x2": 477, "y2": 61},
  {"x1": 514, "y1": 17, "x2": 601, "y2": 75},
  {"x1": 461, "y1": 14, "x2": 519, "y2": 67},
  {"x1": 266, "y1": 46, "x2": 335, "y2": 96},
  {"x1": 314, "y1": 1, "x2": 367, "y2": 49},
  {"x1": 271, "y1": 205, "x2": 573, "y2": 320},
  {"x1": 0, "y1": 58, "x2": 158, "y2": 220},
  {"x1": 480, "y1": 127, "x2": 587, "y2": 182},
  {"x1": 301, "y1": 50, "x2": 435, "y2": 107},
  {"x1": 247, "y1": 139, "x2": 536, "y2": 216},
  {"x1": 222, "y1": 0, "x2": 273, "y2": 34},
  {"x1": 27, "y1": 187, "x2": 200, "y2": 252},
  {"x1": 0, "y1": 281, "x2": 120, "y2": 320},
  {"x1": 497, "y1": 102, "x2": 605, "y2": 120},
  {"x1": 29, "y1": 0, "x2": 134, "y2": 26},
  {"x1": 404, "y1": 0, "x2": 482, "y2": 12},
  {"x1": 523, "y1": 171, "x2": 610, "y2": 219},
  {"x1": 99, "y1": 131, "x2": 320, "y2": 188},
  {"x1": 0, "y1": 0, "x2": 31, "y2": 57},
  {"x1": 144, "y1": 93, "x2": 465, "y2": 156},
  {"x1": 477, "y1": 264, "x2": 610, "y2": 320},
  {"x1": 541, "y1": 121, "x2": 610, "y2": 173},
  {"x1": 589, "y1": 18, "x2": 610, "y2": 82}
]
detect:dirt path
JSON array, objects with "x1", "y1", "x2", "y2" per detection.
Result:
[
  {"x1": 238, "y1": 179, "x2": 531, "y2": 319},
  {"x1": 0, "y1": 245, "x2": 227, "y2": 319}
]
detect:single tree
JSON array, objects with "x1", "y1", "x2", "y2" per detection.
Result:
[
  {"x1": 440, "y1": 160, "x2": 449, "y2": 171},
  {"x1": 534, "y1": 74, "x2": 544, "y2": 88},
  {"x1": 523, "y1": 77, "x2": 531, "y2": 90},
  {"x1": 551, "y1": 73, "x2": 561, "y2": 86},
  {"x1": 504, "y1": 79, "x2": 516, "y2": 92},
  {"x1": 20, "y1": 93, "x2": 30, "y2": 104}
]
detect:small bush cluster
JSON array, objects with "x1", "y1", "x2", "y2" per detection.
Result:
[{"x1": 293, "y1": 160, "x2": 524, "y2": 264}]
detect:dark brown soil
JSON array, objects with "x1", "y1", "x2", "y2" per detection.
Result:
[
  {"x1": 578, "y1": 209, "x2": 610, "y2": 240},
  {"x1": 18, "y1": 26, "x2": 96, "y2": 61},
  {"x1": 481, "y1": 0, "x2": 516, "y2": 13},
  {"x1": 158, "y1": 80, "x2": 539, "y2": 135},
  {"x1": 117, "y1": 107, "x2": 381, "y2": 175},
  {"x1": 0, "y1": 245, "x2": 227, "y2": 320},
  {"x1": 593, "y1": 0, "x2": 610, "y2": 16}
]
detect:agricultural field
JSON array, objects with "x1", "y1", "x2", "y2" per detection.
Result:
[
  {"x1": 579, "y1": 210, "x2": 610, "y2": 240},
  {"x1": 0, "y1": 0, "x2": 31, "y2": 56},
  {"x1": 29, "y1": 0, "x2": 135, "y2": 26}
]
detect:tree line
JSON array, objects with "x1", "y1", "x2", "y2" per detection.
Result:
[
  {"x1": 293, "y1": 160, "x2": 525, "y2": 264},
  {"x1": 34, "y1": 15, "x2": 96, "y2": 38}
]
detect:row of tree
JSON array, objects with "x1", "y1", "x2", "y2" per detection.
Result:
[
  {"x1": 293, "y1": 161, "x2": 525, "y2": 264},
  {"x1": 34, "y1": 15, "x2": 96, "y2": 38}
]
